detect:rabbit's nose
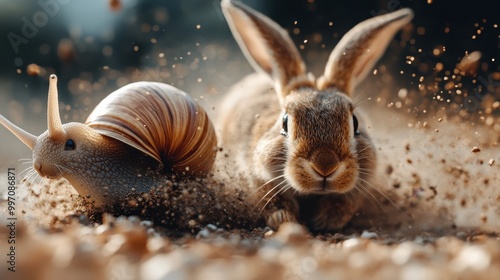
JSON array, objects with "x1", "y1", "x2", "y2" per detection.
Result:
[
  {"x1": 310, "y1": 149, "x2": 338, "y2": 177},
  {"x1": 310, "y1": 162, "x2": 336, "y2": 177}
]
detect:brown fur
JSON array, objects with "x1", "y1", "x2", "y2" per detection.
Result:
[{"x1": 220, "y1": 0, "x2": 412, "y2": 231}]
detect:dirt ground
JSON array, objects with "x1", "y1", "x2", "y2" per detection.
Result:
[
  {"x1": 0, "y1": 3, "x2": 499, "y2": 279},
  {"x1": 0, "y1": 100, "x2": 499, "y2": 280}
]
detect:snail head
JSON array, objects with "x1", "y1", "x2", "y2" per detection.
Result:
[{"x1": 0, "y1": 74, "x2": 101, "y2": 179}]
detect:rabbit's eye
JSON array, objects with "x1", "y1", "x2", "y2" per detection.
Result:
[
  {"x1": 353, "y1": 115, "x2": 360, "y2": 136},
  {"x1": 281, "y1": 113, "x2": 289, "y2": 137}
]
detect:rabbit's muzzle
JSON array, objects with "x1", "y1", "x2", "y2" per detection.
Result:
[
  {"x1": 309, "y1": 147, "x2": 338, "y2": 178},
  {"x1": 289, "y1": 145, "x2": 357, "y2": 194}
]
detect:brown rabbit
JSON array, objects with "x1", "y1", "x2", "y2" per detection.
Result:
[{"x1": 219, "y1": 0, "x2": 413, "y2": 231}]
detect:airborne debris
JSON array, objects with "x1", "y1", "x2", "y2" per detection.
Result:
[
  {"x1": 456, "y1": 51, "x2": 482, "y2": 77},
  {"x1": 26, "y1": 63, "x2": 43, "y2": 76},
  {"x1": 109, "y1": 0, "x2": 122, "y2": 11}
]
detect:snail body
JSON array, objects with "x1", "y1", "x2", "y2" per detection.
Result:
[{"x1": 0, "y1": 75, "x2": 217, "y2": 206}]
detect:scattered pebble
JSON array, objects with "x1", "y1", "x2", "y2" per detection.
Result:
[
  {"x1": 451, "y1": 246, "x2": 491, "y2": 271},
  {"x1": 391, "y1": 242, "x2": 413, "y2": 265},
  {"x1": 264, "y1": 230, "x2": 274, "y2": 238},
  {"x1": 342, "y1": 238, "x2": 361, "y2": 249},
  {"x1": 275, "y1": 222, "x2": 309, "y2": 245},
  {"x1": 360, "y1": 230, "x2": 378, "y2": 239}
]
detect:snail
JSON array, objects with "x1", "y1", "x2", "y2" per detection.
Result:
[{"x1": 0, "y1": 74, "x2": 217, "y2": 206}]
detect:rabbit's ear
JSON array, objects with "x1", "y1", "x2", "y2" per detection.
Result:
[
  {"x1": 318, "y1": 8, "x2": 414, "y2": 95},
  {"x1": 222, "y1": 0, "x2": 313, "y2": 103}
]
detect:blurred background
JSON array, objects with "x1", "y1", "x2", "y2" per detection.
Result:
[{"x1": 0, "y1": 0, "x2": 498, "y2": 168}]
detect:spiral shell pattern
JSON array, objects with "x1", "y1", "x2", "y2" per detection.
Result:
[{"x1": 86, "y1": 82, "x2": 217, "y2": 176}]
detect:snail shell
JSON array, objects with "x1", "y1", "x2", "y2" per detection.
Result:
[{"x1": 86, "y1": 82, "x2": 217, "y2": 176}]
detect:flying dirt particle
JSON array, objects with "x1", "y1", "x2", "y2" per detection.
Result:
[
  {"x1": 128, "y1": 199, "x2": 138, "y2": 207},
  {"x1": 58, "y1": 39, "x2": 75, "y2": 62},
  {"x1": 445, "y1": 192, "x2": 455, "y2": 200},
  {"x1": 488, "y1": 159, "x2": 495, "y2": 166},
  {"x1": 493, "y1": 102, "x2": 500, "y2": 110},
  {"x1": 398, "y1": 88, "x2": 408, "y2": 98},
  {"x1": 188, "y1": 219, "x2": 197, "y2": 228},
  {"x1": 26, "y1": 63, "x2": 44, "y2": 76},
  {"x1": 386, "y1": 165, "x2": 394, "y2": 175},
  {"x1": 445, "y1": 82, "x2": 455, "y2": 90},
  {"x1": 411, "y1": 173, "x2": 421, "y2": 184},
  {"x1": 435, "y1": 62, "x2": 444, "y2": 72},
  {"x1": 471, "y1": 147, "x2": 481, "y2": 153},
  {"x1": 405, "y1": 143, "x2": 411, "y2": 152},
  {"x1": 460, "y1": 198, "x2": 467, "y2": 207},
  {"x1": 480, "y1": 213, "x2": 487, "y2": 223},
  {"x1": 456, "y1": 51, "x2": 481, "y2": 77},
  {"x1": 109, "y1": 0, "x2": 122, "y2": 11},
  {"x1": 427, "y1": 186, "x2": 438, "y2": 201}
]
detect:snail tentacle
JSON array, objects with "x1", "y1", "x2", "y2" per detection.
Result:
[
  {"x1": 0, "y1": 115, "x2": 36, "y2": 149},
  {"x1": 47, "y1": 74, "x2": 65, "y2": 139}
]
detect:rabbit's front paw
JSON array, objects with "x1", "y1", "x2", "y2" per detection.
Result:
[
  {"x1": 266, "y1": 209, "x2": 299, "y2": 230},
  {"x1": 311, "y1": 196, "x2": 357, "y2": 232}
]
